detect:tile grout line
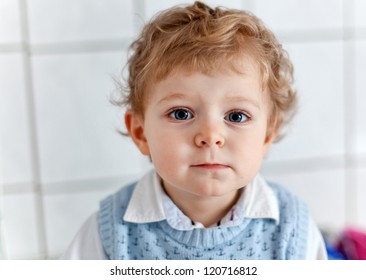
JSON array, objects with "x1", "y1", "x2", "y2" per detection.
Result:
[
  {"x1": 18, "y1": 0, "x2": 48, "y2": 259},
  {"x1": 1, "y1": 174, "x2": 140, "y2": 195},
  {"x1": 0, "y1": 147, "x2": 7, "y2": 259},
  {"x1": 342, "y1": 0, "x2": 358, "y2": 225},
  {"x1": 1, "y1": 28, "x2": 366, "y2": 56},
  {"x1": 3, "y1": 153, "x2": 366, "y2": 195}
]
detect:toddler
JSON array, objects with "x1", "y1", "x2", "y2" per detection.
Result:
[{"x1": 62, "y1": 1, "x2": 327, "y2": 260}]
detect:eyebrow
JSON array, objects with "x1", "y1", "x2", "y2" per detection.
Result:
[
  {"x1": 224, "y1": 96, "x2": 261, "y2": 110},
  {"x1": 158, "y1": 92, "x2": 261, "y2": 110},
  {"x1": 157, "y1": 93, "x2": 188, "y2": 104}
]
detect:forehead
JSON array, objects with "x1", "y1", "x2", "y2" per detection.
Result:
[
  {"x1": 162, "y1": 51, "x2": 261, "y2": 81},
  {"x1": 153, "y1": 53, "x2": 263, "y2": 92},
  {"x1": 147, "y1": 59, "x2": 268, "y2": 110}
]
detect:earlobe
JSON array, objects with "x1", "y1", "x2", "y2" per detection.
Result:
[
  {"x1": 265, "y1": 131, "x2": 277, "y2": 145},
  {"x1": 125, "y1": 110, "x2": 150, "y2": 156},
  {"x1": 262, "y1": 129, "x2": 278, "y2": 156}
]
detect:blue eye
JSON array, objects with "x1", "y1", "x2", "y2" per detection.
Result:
[
  {"x1": 226, "y1": 112, "x2": 248, "y2": 123},
  {"x1": 169, "y1": 109, "x2": 193, "y2": 120}
]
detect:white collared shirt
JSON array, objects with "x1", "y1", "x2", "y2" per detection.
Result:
[
  {"x1": 124, "y1": 170, "x2": 280, "y2": 229},
  {"x1": 61, "y1": 170, "x2": 328, "y2": 259}
]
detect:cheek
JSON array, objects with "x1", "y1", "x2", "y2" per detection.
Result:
[
  {"x1": 233, "y1": 131, "x2": 268, "y2": 161},
  {"x1": 146, "y1": 128, "x2": 185, "y2": 168}
]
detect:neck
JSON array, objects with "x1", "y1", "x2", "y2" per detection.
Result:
[{"x1": 163, "y1": 185, "x2": 241, "y2": 228}]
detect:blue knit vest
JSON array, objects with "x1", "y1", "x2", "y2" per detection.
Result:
[{"x1": 99, "y1": 182, "x2": 309, "y2": 260}]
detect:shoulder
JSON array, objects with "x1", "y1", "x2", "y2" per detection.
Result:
[
  {"x1": 266, "y1": 181, "x2": 310, "y2": 259},
  {"x1": 99, "y1": 181, "x2": 138, "y2": 225},
  {"x1": 100, "y1": 182, "x2": 137, "y2": 211},
  {"x1": 306, "y1": 216, "x2": 328, "y2": 259},
  {"x1": 266, "y1": 181, "x2": 308, "y2": 214},
  {"x1": 98, "y1": 182, "x2": 138, "y2": 259},
  {"x1": 266, "y1": 180, "x2": 299, "y2": 199},
  {"x1": 61, "y1": 212, "x2": 107, "y2": 260},
  {"x1": 266, "y1": 180, "x2": 309, "y2": 228},
  {"x1": 62, "y1": 182, "x2": 139, "y2": 260},
  {"x1": 99, "y1": 182, "x2": 138, "y2": 222}
]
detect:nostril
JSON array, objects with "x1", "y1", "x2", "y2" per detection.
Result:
[
  {"x1": 215, "y1": 140, "x2": 224, "y2": 147},
  {"x1": 195, "y1": 134, "x2": 224, "y2": 147}
]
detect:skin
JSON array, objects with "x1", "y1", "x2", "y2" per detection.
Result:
[{"x1": 125, "y1": 59, "x2": 277, "y2": 227}]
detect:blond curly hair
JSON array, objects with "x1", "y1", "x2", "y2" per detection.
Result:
[{"x1": 115, "y1": 1, "x2": 297, "y2": 140}]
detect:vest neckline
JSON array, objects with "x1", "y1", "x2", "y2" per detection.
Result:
[{"x1": 156, "y1": 219, "x2": 252, "y2": 248}]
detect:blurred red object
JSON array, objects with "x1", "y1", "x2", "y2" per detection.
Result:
[{"x1": 336, "y1": 227, "x2": 366, "y2": 260}]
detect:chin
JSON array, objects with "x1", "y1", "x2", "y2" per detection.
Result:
[{"x1": 190, "y1": 185, "x2": 234, "y2": 197}]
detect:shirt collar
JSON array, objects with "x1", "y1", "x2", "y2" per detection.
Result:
[
  {"x1": 123, "y1": 170, "x2": 166, "y2": 223},
  {"x1": 123, "y1": 169, "x2": 279, "y2": 228}
]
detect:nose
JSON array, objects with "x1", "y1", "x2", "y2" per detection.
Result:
[{"x1": 194, "y1": 123, "x2": 225, "y2": 148}]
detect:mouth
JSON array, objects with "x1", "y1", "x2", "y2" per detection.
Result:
[{"x1": 191, "y1": 163, "x2": 231, "y2": 170}]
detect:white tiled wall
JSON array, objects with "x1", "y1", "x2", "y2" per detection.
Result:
[
  {"x1": 27, "y1": 0, "x2": 135, "y2": 43},
  {"x1": 354, "y1": 42, "x2": 366, "y2": 154},
  {"x1": 32, "y1": 51, "x2": 142, "y2": 183},
  {"x1": 0, "y1": 0, "x2": 21, "y2": 44},
  {"x1": 0, "y1": 54, "x2": 34, "y2": 185},
  {"x1": 2, "y1": 193, "x2": 39, "y2": 259},
  {"x1": 355, "y1": 0, "x2": 366, "y2": 27},
  {"x1": 356, "y1": 167, "x2": 366, "y2": 224},
  {"x1": 44, "y1": 188, "x2": 116, "y2": 258},
  {"x1": 263, "y1": 168, "x2": 346, "y2": 229},
  {"x1": 268, "y1": 41, "x2": 345, "y2": 161},
  {"x1": 0, "y1": 0, "x2": 365, "y2": 259},
  {"x1": 255, "y1": 0, "x2": 343, "y2": 32}
]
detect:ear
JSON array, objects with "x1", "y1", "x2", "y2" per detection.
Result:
[
  {"x1": 262, "y1": 127, "x2": 278, "y2": 156},
  {"x1": 125, "y1": 110, "x2": 150, "y2": 156}
]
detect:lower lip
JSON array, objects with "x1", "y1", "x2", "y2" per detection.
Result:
[{"x1": 192, "y1": 164, "x2": 230, "y2": 170}]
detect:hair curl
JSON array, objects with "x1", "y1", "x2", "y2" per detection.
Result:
[{"x1": 114, "y1": 1, "x2": 297, "y2": 141}]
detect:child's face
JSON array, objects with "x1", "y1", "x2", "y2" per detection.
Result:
[{"x1": 126, "y1": 59, "x2": 276, "y2": 202}]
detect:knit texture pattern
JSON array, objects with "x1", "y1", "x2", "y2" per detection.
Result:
[{"x1": 99, "y1": 182, "x2": 309, "y2": 260}]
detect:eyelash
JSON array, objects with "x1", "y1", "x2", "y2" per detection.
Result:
[
  {"x1": 167, "y1": 108, "x2": 251, "y2": 124},
  {"x1": 167, "y1": 107, "x2": 194, "y2": 121},
  {"x1": 224, "y1": 110, "x2": 251, "y2": 123}
]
